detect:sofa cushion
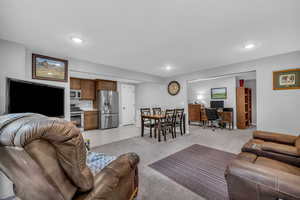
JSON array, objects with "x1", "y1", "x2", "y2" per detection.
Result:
[
  {"x1": 255, "y1": 157, "x2": 300, "y2": 176},
  {"x1": 295, "y1": 136, "x2": 300, "y2": 153},
  {"x1": 242, "y1": 139, "x2": 300, "y2": 167},
  {"x1": 25, "y1": 140, "x2": 77, "y2": 200},
  {"x1": 0, "y1": 113, "x2": 94, "y2": 192},
  {"x1": 236, "y1": 152, "x2": 257, "y2": 163},
  {"x1": 0, "y1": 170, "x2": 14, "y2": 200},
  {"x1": 261, "y1": 142, "x2": 300, "y2": 157},
  {"x1": 253, "y1": 130, "x2": 297, "y2": 145},
  {"x1": 249, "y1": 138, "x2": 265, "y2": 144}
]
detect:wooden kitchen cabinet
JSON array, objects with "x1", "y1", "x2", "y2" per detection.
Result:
[
  {"x1": 84, "y1": 111, "x2": 98, "y2": 130},
  {"x1": 70, "y1": 78, "x2": 81, "y2": 90},
  {"x1": 81, "y1": 79, "x2": 96, "y2": 100},
  {"x1": 96, "y1": 80, "x2": 117, "y2": 91}
]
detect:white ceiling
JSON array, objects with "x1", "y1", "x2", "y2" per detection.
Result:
[{"x1": 0, "y1": 0, "x2": 299, "y2": 77}]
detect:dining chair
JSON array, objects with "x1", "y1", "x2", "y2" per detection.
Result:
[
  {"x1": 219, "y1": 109, "x2": 233, "y2": 130},
  {"x1": 152, "y1": 107, "x2": 162, "y2": 115},
  {"x1": 200, "y1": 107, "x2": 208, "y2": 127},
  {"x1": 161, "y1": 109, "x2": 175, "y2": 141},
  {"x1": 174, "y1": 109, "x2": 184, "y2": 137},
  {"x1": 140, "y1": 108, "x2": 154, "y2": 137}
]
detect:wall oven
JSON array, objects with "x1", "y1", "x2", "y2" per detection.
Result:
[{"x1": 70, "y1": 111, "x2": 84, "y2": 131}]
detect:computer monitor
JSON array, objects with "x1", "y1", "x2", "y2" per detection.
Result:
[{"x1": 210, "y1": 101, "x2": 224, "y2": 109}]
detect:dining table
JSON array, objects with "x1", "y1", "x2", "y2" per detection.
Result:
[{"x1": 141, "y1": 113, "x2": 186, "y2": 142}]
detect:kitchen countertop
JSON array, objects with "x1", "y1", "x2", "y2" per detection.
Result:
[{"x1": 81, "y1": 108, "x2": 99, "y2": 112}]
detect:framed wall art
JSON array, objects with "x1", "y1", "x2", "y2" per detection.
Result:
[
  {"x1": 32, "y1": 54, "x2": 68, "y2": 82},
  {"x1": 211, "y1": 87, "x2": 227, "y2": 99},
  {"x1": 273, "y1": 68, "x2": 300, "y2": 90}
]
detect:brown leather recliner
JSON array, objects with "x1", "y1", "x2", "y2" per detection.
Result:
[
  {"x1": 0, "y1": 113, "x2": 139, "y2": 200},
  {"x1": 225, "y1": 130, "x2": 300, "y2": 200},
  {"x1": 225, "y1": 152, "x2": 300, "y2": 200},
  {"x1": 242, "y1": 130, "x2": 300, "y2": 166}
]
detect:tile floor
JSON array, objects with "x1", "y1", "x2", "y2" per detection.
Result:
[{"x1": 83, "y1": 125, "x2": 140, "y2": 148}]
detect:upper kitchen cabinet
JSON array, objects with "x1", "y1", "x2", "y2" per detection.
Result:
[
  {"x1": 70, "y1": 78, "x2": 81, "y2": 90},
  {"x1": 96, "y1": 80, "x2": 117, "y2": 91},
  {"x1": 81, "y1": 79, "x2": 96, "y2": 100}
]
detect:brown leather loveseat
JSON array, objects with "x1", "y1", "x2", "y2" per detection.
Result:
[
  {"x1": 225, "y1": 130, "x2": 300, "y2": 200},
  {"x1": 0, "y1": 113, "x2": 139, "y2": 200}
]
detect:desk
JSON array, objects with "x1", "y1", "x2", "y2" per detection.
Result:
[
  {"x1": 201, "y1": 108, "x2": 234, "y2": 130},
  {"x1": 219, "y1": 111, "x2": 234, "y2": 129}
]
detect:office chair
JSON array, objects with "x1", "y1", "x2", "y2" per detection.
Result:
[{"x1": 205, "y1": 108, "x2": 219, "y2": 131}]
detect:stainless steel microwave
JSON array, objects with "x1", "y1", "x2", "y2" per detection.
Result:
[{"x1": 70, "y1": 90, "x2": 81, "y2": 99}]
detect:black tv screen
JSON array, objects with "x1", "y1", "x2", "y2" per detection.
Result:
[{"x1": 6, "y1": 78, "x2": 65, "y2": 117}]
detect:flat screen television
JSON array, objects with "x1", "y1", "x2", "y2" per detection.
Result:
[
  {"x1": 210, "y1": 101, "x2": 224, "y2": 109},
  {"x1": 6, "y1": 78, "x2": 65, "y2": 117}
]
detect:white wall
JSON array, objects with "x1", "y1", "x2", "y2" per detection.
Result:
[
  {"x1": 188, "y1": 76, "x2": 237, "y2": 126},
  {"x1": 188, "y1": 77, "x2": 237, "y2": 108},
  {"x1": 1, "y1": 38, "x2": 299, "y2": 135},
  {"x1": 0, "y1": 39, "x2": 163, "y2": 121},
  {"x1": 0, "y1": 40, "x2": 26, "y2": 115},
  {"x1": 69, "y1": 58, "x2": 163, "y2": 83},
  {"x1": 244, "y1": 79, "x2": 257, "y2": 125},
  {"x1": 135, "y1": 82, "x2": 167, "y2": 127},
  {"x1": 165, "y1": 51, "x2": 300, "y2": 135}
]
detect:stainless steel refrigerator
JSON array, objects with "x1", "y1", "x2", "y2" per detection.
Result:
[{"x1": 98, "y1": 90, "x2": 119, "y2": 129}]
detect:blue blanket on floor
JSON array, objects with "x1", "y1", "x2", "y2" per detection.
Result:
[{"x1": 86, "y1": 152, "x2": 116, "y2": 175}]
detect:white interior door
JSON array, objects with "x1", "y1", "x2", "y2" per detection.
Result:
[{"x1": 121, "y1": 84, "x2": 135, "y2": 125}]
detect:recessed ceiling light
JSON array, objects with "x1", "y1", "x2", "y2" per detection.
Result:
[
  {"x1": 244, "y1": 43, "x2": 255, "y2": 49},
  {"x1": 71, "y1": 37, "x2": 83, "y2": 44},
  {"x1": 165, "y1": 65, "x2": 172, "y2": 71}
]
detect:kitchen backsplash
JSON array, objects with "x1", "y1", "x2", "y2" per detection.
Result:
[{"x1": 78, "y1": 100, "x2": 93, "y2": 110}]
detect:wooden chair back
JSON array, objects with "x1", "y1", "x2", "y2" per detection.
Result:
[
  {"x1": 175, "y1": 109, "x2": 184, "y2": 122},
  {"x1": 220, "y1": 111, "x2": 232, "y2": 123},
  {"x1": 165, "y1": 109, "x2": 175, "y2": 123},
  {"x1": 200, "y1": 108, "x2": 208, "y2": 121},
  {"x1": 152, "y1": 107, "x2": 162, "y2": 115},
  {"x1": 140, "y1": 108, "x2": 151, "y2": 116}
]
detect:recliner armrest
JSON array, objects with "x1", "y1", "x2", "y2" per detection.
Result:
[
  {"x1": 74, "y1": 153, "x2": 139, "y2": 200},
  {"x1": 225, "y1": 159, "x2": 300, "y2": 199},
  {"x1": 253, "y1": 131, "x2": 297, "y2": 145},
  {"x1": 261, "y1": 142, "x2": 300, "y2": 157}
]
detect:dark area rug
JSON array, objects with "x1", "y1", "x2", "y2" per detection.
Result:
[{"x1": 149, "y1": 144, "x2": 236, "y2": 200}]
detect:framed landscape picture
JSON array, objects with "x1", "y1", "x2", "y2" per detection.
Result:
[
  {"x1": 32, "y1": 54, "x2": 68, "y2": 82},
  {"x1": 273, "y1": 68, "x2": 300, "y2": 90},
  {"x1": 211, "y1": 87, "x2": 227, "y2": 99}
]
